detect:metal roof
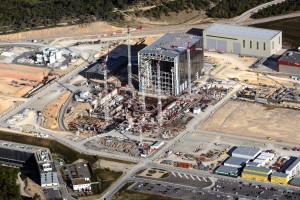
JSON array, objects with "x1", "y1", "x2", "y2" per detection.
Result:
[
  {"x1": 205, "y1": 23, "x2": 281, "y2": 40},
  {"x1": 244, "y1": 166, "x2": 271, "y2": 174},
  {"x1": 272, "y1": 172, "x2": 289, "y2": 178},
  {"x1": 215, "y1": 165, "x2": 239, "y2": 174},
  {"x1": 224, "y1": 157, "x2": 248, "y2": 166},
  {"x1": 232, "y1": 146, "x2": 261, "y2": 157},
  {"x1": 139, "y1": 33, "x2": 200, "y2": 58},
  {"x1": 286, "y1": 157, "x2": 300, "y2": 173},
  {"x1": 279, "y1": 51, "x2": 300, "y2": 64},
  {"x1": 290, "y1": 178, "x2": 300, "y2": 185}
]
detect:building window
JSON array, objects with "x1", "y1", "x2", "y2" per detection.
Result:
[
  {"x1": 279, "y1": 36, "x2": 281, "y2": 44},
  {"x1": 264, "y1": 42, "x2": 266, "y2": 51},
  {"x1": 257, "y1": 42, "x2": 259, "y2": 50},
  {"x1": 250, "y1": 41, "x2": 252, "y2": 49},
  {"x1": 272, "y1": 41, "x2": 274, "y2": 49},
  {"x1": 243, "y1": 40, "x2": 245, "y2": 48}
]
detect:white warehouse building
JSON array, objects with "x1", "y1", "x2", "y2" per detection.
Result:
[{"x1": 203, "y1": 23, "x2": 282, "y2": 57}]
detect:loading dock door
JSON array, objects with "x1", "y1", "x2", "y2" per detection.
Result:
[
  {"x1": 233, "y1": 42, "x2": 241, "y2": 54},
  {"x1": 216, "y1": 40, "x2": 227, "y2": 52},
  {"x1": 207, "y1": 38, "x2": 216, "y2": 51}
]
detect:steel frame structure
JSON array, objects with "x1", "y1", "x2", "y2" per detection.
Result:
[{"x1": 139, "y1": 52, "x2": 176, "y2": 96}]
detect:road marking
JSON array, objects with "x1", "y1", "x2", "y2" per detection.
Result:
[
  {"x1": 177, "y1": 173, "x2": 182, "y2": 178},
  {"x1": 171, "y1": 172, "x2": 176, "y2": 177},
  {"x1": 190, "y1": 175, "x2": 195, "y2": 180},
  {"x1": 184, "y1": 174, "x2": 189, "y2": 179},
  {"x1": 203, "y1": 177, "x2": 207, "y2": 182},
  {"x1": 196, "y1": 176, "x2": 201, "y2": 181}
]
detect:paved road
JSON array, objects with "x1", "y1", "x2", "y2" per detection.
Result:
[
  {"x1": 240, "y1": 11, "x2": 300, "y2": 26},
  {"x1": 233, "y1": 0, "x2": 286, "y2": 24},
  {"x1": 54, "y1": 161, "x2": 76, "y2": 200}
]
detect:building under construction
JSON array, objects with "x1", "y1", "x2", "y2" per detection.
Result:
[{"x1": 138, "y1": 33, "x2": 203, "y2": 96}]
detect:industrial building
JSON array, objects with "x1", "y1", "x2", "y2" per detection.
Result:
[
  {"x1": 65, "y1": 162, "x2": 92, "y2": 191},
  {"x1": 214, "y1": 165, "x2": 240, "y2": 177},
  {"x1": 138, "y1": 33, "x2": 204, "y2": 96},
  {"x1": 231, "y1": 146, "x2": 262, "y2": 160},
  {"x1": 271, "y1": 172, "x2": 289, "y2": 185},
  {"x1": 278, "y1": 50, "x2": 300, "y2": 75},
  {"x1": 223, "y1": 157, "x2": 249, "y2": 168},
  {"x1": 203, "y1": 23, "x2": 282, "y2": 57},
  {"x1": 0, "y1": 140, "x2": 59, "y2": 188},
  {"x1": 241, "y1": 166, "x2": 272, "y2": 182},
  {"x1": 85, "y1": 56, "x2": 127, "y2": 80},
  {"x1": 285, "y1": 157, "x2": 300, "y2": 178}
]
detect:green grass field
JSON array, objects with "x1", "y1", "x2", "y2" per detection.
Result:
[{"x1": 251, "y1": 17, "x2": 300, "y2": 48}]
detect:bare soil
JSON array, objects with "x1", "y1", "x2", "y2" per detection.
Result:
[
  {"x1": 0, "y1": 21, "x2": 122, "y2": 41},
  {"x1": 24, "y1": 178, "x2": 45, "y2": 200},
  {"x1": 93, "y1": 160, "x2": 133, "y2": 172},
  {"x1": 199, "y1": 101, "x2": 300, "y2": 144},
  {"x1": 0, "y1": 64, "x2": 50, "y2": 97},
  {"x1": 43, "y1": 91, "x2": 71, "y2": 130}
]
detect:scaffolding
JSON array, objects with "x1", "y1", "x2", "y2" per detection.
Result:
[{"x1": 138, "y1": 33, "x2": 203, "y2": 97}]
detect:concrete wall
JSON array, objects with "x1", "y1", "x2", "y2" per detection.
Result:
[
  {"x1": 279, "y1": 64, "x2": 300, "y2": 75},
  {"x1": 203, "y1": 31, "x2": 282, "y2": 57}
]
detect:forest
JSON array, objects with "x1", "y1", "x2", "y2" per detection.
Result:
[
  {"x1": 0, "y1": 166, "x2": 21, "y2": 200},
  {"x1": 207, "y1": 0, "x2": 272, "y2": 18},
  {"x1": 142, "y1": 0, "x2": 219, "y2": 19},
  {"x1": 251, "y1": 1, "x2": 300, "y2": 19},
  {"x1": 0, "y1": 0, "x2": 131, "y2": 32}
]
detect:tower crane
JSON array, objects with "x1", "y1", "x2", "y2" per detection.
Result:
[
  {"x1": 126, "y1": 25, "x2": 143, "y2": 89},
  {"x1": 102, "y1": 48, "x2": 110, "y2": 125},
  {"x1": 156, "y1": 51, "x2": 163, "y2": 127}
]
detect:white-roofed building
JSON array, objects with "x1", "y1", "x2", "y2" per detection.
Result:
[{"x1": 203, "y1": 23, "x2": 282, "y2": 57}]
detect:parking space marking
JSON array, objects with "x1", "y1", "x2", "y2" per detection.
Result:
[
  {"x1": 171, "y1": 172, "x2": 176, "y2": 177},
  {"x1": 203, "y1": 177, "x2": 207, "y2": 182},
  {"x1": 196, "y1": 176, "x2": 201, "y2": 181},
  {"x1": 190, "y1": 175, "x2": 195, "y2": 180},
  {"x1": 178, "y1": 173, "x2": 182, "y2": 178},
  {"x1": 184, "y1": 174, "x2": 189, "y2": 179}
]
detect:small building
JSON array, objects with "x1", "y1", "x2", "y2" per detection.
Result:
[
  {"x1": 150, "y1": 141, "x2": 165, "y2": 150},
  {"x1": 192, "y1": 107, "x2": 201, "y2": 114},
  {"x1": 241, "y1": 166, "x2": 271, "y2": 182},
  {"x1": 285, "y1": 157, "x2": 300, "y2": 178},
  {"x1": 223, "y1": 157, "x2": 249, "y2": 168},
  {"x1": 72, "y1": 178, "x2": 91, "y2": 191},
  {"x1": 289, "y1": 178, "x2": 300, "y2": 187},
  {"x1": 231, "y1": 146, "x2": 262, "y2": 160},
  {"x1": 65, "y1": 162, "x2": 92, "y2": 191},
  {"x1": 214, "y1": 165, "x2": 240, "y2": 177},
  {"x1": 278, "y1": 50, "x2": 300, "y2": 75},
  {"x1": 271, "y1": 172, "x2": 289, "y2": 185},
  {"x1": 203, "y1": 23, "x2": 282, "y2": 57}
]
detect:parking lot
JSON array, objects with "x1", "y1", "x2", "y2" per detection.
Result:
[
  {"x1": 212, "y1": 179, "x2": 300, "y2": 200},
  {"x1": 137, "y1": 171, "x2": 212, "y2": 188},
  {"x1": 130, "y1": 181, "x2": 229, "y2": 200}
]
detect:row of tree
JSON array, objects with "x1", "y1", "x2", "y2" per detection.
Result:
[
  {"x1": 251, "y1": 1, "x2": 300, "y2": 19},
  {"x1": 143, "y1": 0, "x2": 218, "y2": 19},
  {"x1": 0, "y1": 166, "x2": 21, "y2": 200},
  {"x1": 207, "y1": 0, "x2": 272, "y2": 18}
]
